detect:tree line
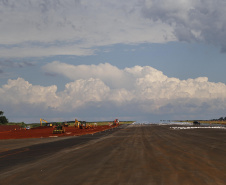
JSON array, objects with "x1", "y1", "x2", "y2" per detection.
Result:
[
  {"x1": 212, "y1": 117, "x2": 226, "y2": 121},
  {"x1": 0, "y1": 111, "x2": 8, "y2": 124}
]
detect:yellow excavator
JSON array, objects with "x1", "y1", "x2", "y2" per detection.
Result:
[
  {"x1": 75, "y1": 119, "x2": 80, "y2": 128},
  {"x1": 75, "y1": 119, "x2": 92, "y2": 129},
  {"x1": 40, "y1": 118, "x2": 49, "y2": 126}
]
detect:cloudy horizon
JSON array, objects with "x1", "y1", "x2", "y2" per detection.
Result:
[{"x1": 1, "y1": 0, "x2": 226, "y2": 123}]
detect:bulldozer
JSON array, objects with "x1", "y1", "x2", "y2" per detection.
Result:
[{"x1": 52, "y1": 125, "x2": 65, "y2": 134}]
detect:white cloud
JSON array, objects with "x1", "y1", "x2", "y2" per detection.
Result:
[
  {"x1": 0, "y1": 78, "x2": 59, "y2": 107},
  {"x1": 0, "y1": 0, "x2": 175, "y2": 58},
  {"x1": 58, "y1": 78, "x2": 111, "y2": 109},
  {"x1": 0, "y1": 0, "x2": 225, "y2": 59},
  {"x1": 1, "y1": 63, "x2": 226, "y2": 121},
  {"x1": 43, "y1": 62, "x2": 133, "y2": 89},
  {"x1": 1, "y1": 0, "x2": 225, "y2": 58}
]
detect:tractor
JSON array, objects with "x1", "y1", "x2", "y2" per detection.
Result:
[{"x1": 52, "y1": 125, "x2": 65, "y2": 134}]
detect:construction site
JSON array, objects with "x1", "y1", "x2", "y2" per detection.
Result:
[
  {"x1": 0, "y1": 119, "x2": 121, "y2": 139},
  {"x1": 0, "y1": 122, "x2": 226, "y2": 185}
]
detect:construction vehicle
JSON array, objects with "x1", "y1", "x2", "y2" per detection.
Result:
[
  {"x1": 79, "y1": 121, "x2": 87, "y2": 129},
  {"x1": 193, "y1": 121, "x2": 200, "y2": 125},
  {"x1": 86, "y1": 123, "x2": 94, "y2": 129},
  {"x1": 75, "y1": 119, "x2": 80, "y2": 128},
  {"x1": 63, "y1": 121, "x2": 69, "y2": 127},
  {"x1": 75, "y1": 119, "x2": 93, "y2": 129},
  {"x1": 40, "y1": 118, "x2": 50, "y2": 126},
  {"x1": 113, "y1": 119, "x2": 119, "y2": 126},
  {"x1": 52, "y1": 125, "x2": 65, "y2": 134}
]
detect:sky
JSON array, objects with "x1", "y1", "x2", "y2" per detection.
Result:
[{"x1": 0, "y1": 0, "x2": 226, "y2": 123}]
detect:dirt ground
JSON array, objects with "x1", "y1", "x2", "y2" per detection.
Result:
[
  {"x1": 0, "y1": 125, "x2": 21, "y2": 132},
  {"x1": 0, "y1": 125, "x2": 118, "y2": 139},
  {"x1": 0, "y1": 124, "x2": 226, "y2": 185}
]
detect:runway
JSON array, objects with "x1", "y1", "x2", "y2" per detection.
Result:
[{"x1": 0, "y1": 124, "x2": 225, "y2": 185}]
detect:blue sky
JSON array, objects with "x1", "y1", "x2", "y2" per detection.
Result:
[{"x1": 0, "y1": 0, "x2": 226, "y2": 123}]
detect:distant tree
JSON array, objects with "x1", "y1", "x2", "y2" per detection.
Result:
[
  {"x1": 0, "y1": 111, "x2": 8, "y2": 124},
  {"x1": 219, "y1": 117, "x2": 224, "y2": 121},
  {"x1": 20, "y1": 122, "x2": 26, "y2": 128}
]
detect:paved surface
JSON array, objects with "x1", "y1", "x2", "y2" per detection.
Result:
[
  {"x1": 0, "y1": 124, "x2": 226, "y2": 185},
  {"x1": 0, "y1": 136, "x2": 77, "y2": 152}
]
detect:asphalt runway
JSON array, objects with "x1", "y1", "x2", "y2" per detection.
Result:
[{"x1": 0, "y1": 124, "x2": 226, "y2": 185}]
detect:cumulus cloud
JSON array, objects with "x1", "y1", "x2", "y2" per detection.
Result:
[
  {"x1": 0, "y1": 78, "x2": 59, "y2": 107},
  {"x1": 43, "y1": 62, "x2": 134, "y2": 89},
  {"x1": 1, "y1": 63, "x2": 226, "y2": 121},
  {"x1": 58, "y1": 78, "x2": 111, "y2": 109}
]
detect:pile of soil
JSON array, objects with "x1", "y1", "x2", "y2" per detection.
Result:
[{"x1": 0, "y1": 125, "x2": 118, "y2": 139}]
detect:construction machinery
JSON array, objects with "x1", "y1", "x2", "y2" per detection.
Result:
[
  {"x1": 63, "y1": 121, "x2": 69, "y2": 127},
  {"x1": 52, "y1": 125, "x2": 65, "y2": 134},
  {"x1": 113, "y1": 119, "x2": 119, "y2": 126},
  {"x1": 79, "y1": 121, "x2": 93, "y2": 129},
  {"x1": 79, "y1": 121, "x2": 87, "y2": 129},
  {"x1": 40, "y1": 118, "x2": 49, "y2": 126},
  {"x1": 75, "y1": 119, "x2": 94, "y2": 129},
  {"x1": 75, "y1": 119, "x2": 80, "y2": 128},
  {"x1": 193, "y1": 121, "x2": 200, "y2": 125}
]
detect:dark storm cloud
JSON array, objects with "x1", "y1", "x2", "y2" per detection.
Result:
[
  {"x1": 0, "y1": 0, "x2": 225, "y2": 57},
  {"x1": 0, "y1": 60, "x2": 35, "y2": 67},
  {"x1": 142, "y1": 0, "x2": 226, "y2": 51},
  {"x1": 0, "y1": 60, "x2": 36, "y2": 72}
]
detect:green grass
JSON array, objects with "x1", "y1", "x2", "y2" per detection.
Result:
[
  {"x1": 1, "y1": 122, "x2": 26, "y2": 128},
  {"x1": 199, "y1": 120, "x2": 226, "y2": 125},
  {"x1": 176, "y1": 120, "x2": 226, "y2": 125},
  {"x1": 88, "y1": 121, "x2": 134, "y2": 125}
]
